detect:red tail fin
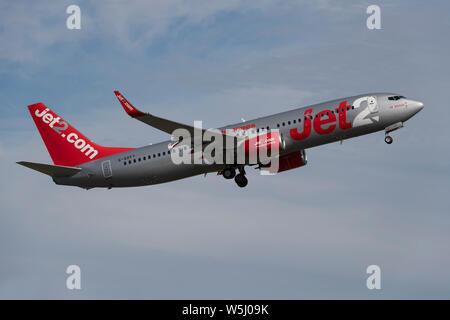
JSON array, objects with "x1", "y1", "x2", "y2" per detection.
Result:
[{"x1": 28, "y1": 103, "x2": 133, "y2": 166}]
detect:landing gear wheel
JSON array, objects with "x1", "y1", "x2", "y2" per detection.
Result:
[
  {"x1": 234, "y1": 173, "x2": 248, "y2": 188},
  {"x1": 222, "y1": 168, "x2": 236, "y2": 179},
  {"x1": 385, "y1": 135, "x2": 393, "y2": 144}
]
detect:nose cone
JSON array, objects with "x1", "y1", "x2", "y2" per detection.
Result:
[{"x1": 408, "y1": 99, "x2": 424, "y2": 114}]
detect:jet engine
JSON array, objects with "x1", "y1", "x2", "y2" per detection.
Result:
[
  {"x1": 243, "y1": 131, "x2": 285, "y2": 163},
  {"x1": 260, "y1": 149, "x2": 307, "y2": 174}
]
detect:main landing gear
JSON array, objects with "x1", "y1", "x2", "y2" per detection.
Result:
[
  {"x1": 222, "y1": 167, "x2": 236, "y2": 179},
  {"x1": 234, "y1": 166, "x2": 248, "y2": 188},
  {"x1": 234, "y1": 173, "x2": 248, "y2": 188},
  {"x1": 221, "y1": 166, "x2": 248, "y2": 187}
]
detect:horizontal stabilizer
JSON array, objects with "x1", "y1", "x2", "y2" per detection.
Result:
[{"x1": 17, "y1": 161, "x2": 81, "y2": 177}]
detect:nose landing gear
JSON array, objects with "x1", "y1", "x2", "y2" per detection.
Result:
[
  {"x1": 384, "y1": 135, "x2": 393, "y2": 144},
  {"x1": 384, "y1": 122, "x2": 403, "y2": 145}
]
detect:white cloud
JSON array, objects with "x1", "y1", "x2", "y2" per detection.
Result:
[{"x1": 0, "y1": 0, "x2": 280, "y2": 62}]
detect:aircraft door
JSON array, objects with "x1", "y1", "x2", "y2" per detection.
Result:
[{"x1": 101, "y1": 160, "x2": 112, "y2": 178}]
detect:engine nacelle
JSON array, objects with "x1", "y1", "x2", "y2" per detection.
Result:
[
  {"x1": 243, "y1": 131, "x2": 285, "y2": 162},
  {"x1": 261, "y1": 149, "x2": 307, "y2": 174}
]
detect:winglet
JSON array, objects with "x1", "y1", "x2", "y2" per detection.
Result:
[
  {"x1": 114, "y1": 90, "x2": 146, "y2": 118},
  {"x1": 112, "y1": 90, "x2": 209, "y2": 137}
]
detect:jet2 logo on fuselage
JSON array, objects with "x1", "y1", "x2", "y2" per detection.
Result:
[
  {"x1": 290, "y1": 101, "x2": 352, "y2": 141},
  {"x1": 289, "y1": 98, "x2": 380, "y2": 141},
  {"x1": 352, "y1": 96, "x2": 380, "y2": 127}
]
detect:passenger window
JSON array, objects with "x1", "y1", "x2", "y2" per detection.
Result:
[
  {"x1": 158, "y1": 153, "x2": 161, "y2": 157},
  {"x1": 288, "y1": 121, "x2": 291, "y2": 125},
  {"x1": 277, "y1": 124, "x2": 280, "y2": 127},
  {"x1": 163, "y1": 152, "x2": 166, "y2": 156}
]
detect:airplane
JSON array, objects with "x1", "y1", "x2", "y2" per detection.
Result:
[{"x1": 18, "y1": 91, "x2": 424, "y2": 188}]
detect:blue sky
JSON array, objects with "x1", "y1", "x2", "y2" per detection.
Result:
[{"x1": 0, "y1": 0, "x2": 449, "y2": 298}]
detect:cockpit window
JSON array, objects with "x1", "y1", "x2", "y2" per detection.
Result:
[{"x1": 388, "y1": 95, "x2": 406, "y2": 101}]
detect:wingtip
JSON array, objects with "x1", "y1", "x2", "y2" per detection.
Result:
[{"x1": 113, "y1": 91, "x2": 145, "y2": 118}]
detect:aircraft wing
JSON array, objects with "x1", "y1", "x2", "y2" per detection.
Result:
[
  {"x1": 114, "y1": 90, "x2": 243, "y2": 153},
  {"x1": 114, "y1": 90, "x2": 205, "y2": 137}
]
